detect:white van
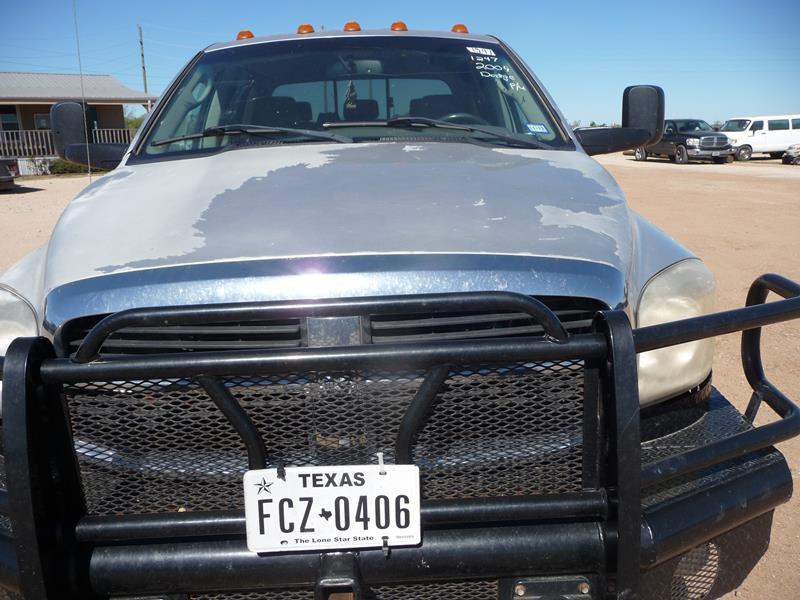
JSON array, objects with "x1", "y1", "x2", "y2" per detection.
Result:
[{"x1": 721, "y1": 114, "x2": 800, "y2": 160}]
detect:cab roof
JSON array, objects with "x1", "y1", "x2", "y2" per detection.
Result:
[{"x1": 205, "y1": 28, "x2": 499, "y2": 53}]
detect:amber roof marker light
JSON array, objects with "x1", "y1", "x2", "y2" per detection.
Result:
[
  {"x1": 390, "y1": 21, "x2": 408, "y2": 32},
  {"x1": 297, "y1": 24, "x2": 315, "y2": 34},
  {"x1": 343, "y1": 21, "x2": 362, "y2": 32},
  {"x1": 451, "y1": 23, "x2": 469, "y2": 34},
  {"x1": 236, "y1": 30, "x2": 254, "y2": 40}
]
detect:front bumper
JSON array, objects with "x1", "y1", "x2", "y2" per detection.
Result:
[
  {"x1": 0, "y1": 274, "x2": 799, "y2": 599},
  {"x1": 686, "y1": 147, "x2": 735, "y2": 159},
  {"x1": 782, "y1": 152, "x2": 800, "y2": 164}
]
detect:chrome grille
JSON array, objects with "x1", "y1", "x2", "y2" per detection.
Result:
[
  {"x1": 369, "y1": 298, "x2": 603, "y2": 343},
  {"x1": 699, "y1": 136, "x2": 728, "y2": 149},
  {"x1": 57, "y1": 298, "x2": 606, "y2": 357},
  {"x1": 59, "y1": 318, "x2": 304, "y2": 356}
]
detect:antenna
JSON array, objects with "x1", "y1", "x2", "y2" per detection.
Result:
[
  {"x1": 138, "y1": 24, "x2": 151, "y2": 111},
  {"x1": 72, "y1": 0, "x2": 92, "y2": 181}
]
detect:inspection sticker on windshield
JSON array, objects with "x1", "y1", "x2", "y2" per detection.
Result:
[
  {"x1": 466, "y1": 46, "x2": 496, "y2": 56},
  {"x1": 526, "y1": 122, "x2": 550, "y2": 135},
  {"x1": 243, "y1": 464, "x2": 421, "y2": 554}
]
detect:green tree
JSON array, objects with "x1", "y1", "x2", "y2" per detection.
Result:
[{"x1": 124, "y1": 107, "x2": 146, "y2": 133}]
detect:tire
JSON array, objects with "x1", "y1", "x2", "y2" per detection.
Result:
[
  {"x1": 634, "y1": 146, "x2": 648, "y2": 161},
  {"x1": 769, "y1": 152, "x2": 784, "y2": 159},
  {"x1": 674, "y1": 145, "x2": 689, "y2": 164},
  {"x1": 736, "y1": 145, "x2": 752, "y2": 161}
]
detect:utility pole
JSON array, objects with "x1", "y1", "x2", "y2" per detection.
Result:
[{"x1": 138, "y1": 24, "x2": 151, "y2": 110}]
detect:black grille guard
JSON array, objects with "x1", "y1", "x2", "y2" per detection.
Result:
[{"x1": 0, "y1": 274, "x2": 798, "y2": 599}]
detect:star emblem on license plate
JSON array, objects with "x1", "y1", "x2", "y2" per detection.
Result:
[{"x1": 254, "y1": 477, "x2": 273, "y2": 494}]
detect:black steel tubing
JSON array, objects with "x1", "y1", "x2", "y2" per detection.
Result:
[
  {"x1": 421, "y1": 491, "x2": 608, "y2": 525},
  {"x1": 197, "y1": 377, "x2": 268, "y2": 470},
  {"x1": 41, "y1": 334, "x2": 607, "y2": 384},
  {"x1": 633, "y1": 294, "x2": 800, "y2": 353},
  {"x1": 74, "y1": 291, "x2": 569, "y2": 362},
  {"x1": 641, "y1": 452, "x2": 792, "y2": 567},
  {"x1": 75, "y1": 492, "x2": 608, "y2": 543},
  {"x1": 595, "y1": 311, "x2": 641, "y2": 597},
  {"x1": 395, "y1": 364, "x2": 450, "y2": 464},
  {"x1": 641, "y1": 382, "x2": 800, "y2": 486},
  {"x1": 88, "y1": 522, "x2": 604, "y2": 595},
  {"x1": 741, "y1": 273, "x2": 800, "y2": 392},
  {"x1": 0, "y1": 535, "x2": 20, "y2": 593}
]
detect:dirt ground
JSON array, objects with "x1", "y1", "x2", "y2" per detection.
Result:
[{"x1": 1, "y1": 156, "x2": 799, "y2": 598}]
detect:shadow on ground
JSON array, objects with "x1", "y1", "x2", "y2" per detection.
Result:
[{"x1": 0, "y1": 185, "x2": 45, "y2": 194}]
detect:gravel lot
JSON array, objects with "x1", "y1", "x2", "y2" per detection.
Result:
[{"x1": 1, "y1": 156, "x2": 799, "y2": 598}]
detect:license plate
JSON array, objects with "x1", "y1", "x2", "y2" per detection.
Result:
[
  {"x1": 243, "y1": 464, "x2": 421, "y2": 553},
  {"x1": 712, "y1": 151, "x2": 720, "y2": 156}
]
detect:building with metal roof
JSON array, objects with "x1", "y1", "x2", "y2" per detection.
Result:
[{"x1": 0, "y1": 71, "x2": 156, "y2": 161}]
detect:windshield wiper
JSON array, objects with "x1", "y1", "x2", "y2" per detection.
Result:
[
  {"x1": 150, "y1": 124, "x2": 351, "y2": 147},
  {"x1": 323, "y1": 116, "x2": 553, "y2": 150}
]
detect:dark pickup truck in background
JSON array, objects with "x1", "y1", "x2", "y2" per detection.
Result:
[
  {"x1": 635, "y1": 119, "x2": 735, "y2": 164},
  {"x1": 0, "y1": 160, "x2": 17, "y2": 192}
]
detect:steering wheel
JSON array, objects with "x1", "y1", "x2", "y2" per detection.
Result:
[{"x1": 438, "y1": 112, "x2": 490, "y2": 125}]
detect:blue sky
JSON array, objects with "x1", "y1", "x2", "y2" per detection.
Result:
[{"x1": 2, "y1": 0, "x2": 798, "y2": 124}]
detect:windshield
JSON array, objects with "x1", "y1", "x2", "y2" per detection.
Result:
[
  {"x1": 674, "y1": 120, "x2": 715, "y2": 133},
  {"x1": 721, "y1": 119, "x2": 750, "y2": 132},
  {"x1": 140, "y1": 36, "x2": 569, "y2": 158}
]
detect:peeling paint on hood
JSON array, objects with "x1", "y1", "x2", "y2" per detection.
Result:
[{"x1": 44, "y1": 142, "x2": 632, "y2": 294}]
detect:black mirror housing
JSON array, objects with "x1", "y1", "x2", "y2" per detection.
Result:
[
  {"x1": 64, "y1": 143, "x2": 127, "y2": 170},
  {"x1": 574, "y1": 127, "x2": 652, "y2": 156},
  {"x1": 576, "y1": 85, "x2": 665, "y2": 156},
  {"x1": 50, "y1": 101, "x2": 87, "y2": 159},
  {"x1": 51, "y1": 101, "x2": 126, "y2": 169},
  {"x1": 622, "y1": 85, "x2": 665, "y2": 146}
]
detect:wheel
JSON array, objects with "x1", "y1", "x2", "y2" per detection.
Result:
[
  {"x1": 735, "y1": 145, "x2": 752, "y2": 161},
  {"x1": 769, "y1": 152, "x2": 784, "y2": 159},
  {"x1": 674, "y1": 145, "x2": 689, "y2": 164},
  {"x1": 634, "y1": 147, "x2": 648, "y2": 161}
]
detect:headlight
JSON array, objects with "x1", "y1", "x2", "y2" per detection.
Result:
[
  {"x1": 686, "y1": 138, "x2": 701, "y2": 147},
  {"x1": 0, "y1": 286, "x2": 38, "y2": 411},
  {"x1": 636, "y1": 260, "x2": 715, "y2": 406},
  {"x1": 726, "y1": 136, "x2": 737, "y2": 145}
]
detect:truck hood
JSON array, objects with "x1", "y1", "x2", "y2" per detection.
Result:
[{"x1": 44, "y1": 142, "x2": 633, "y2": 294}]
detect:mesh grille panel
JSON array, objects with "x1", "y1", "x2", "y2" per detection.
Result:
[
  {"x1": 190, "y1": 580, "x2": 498, "y2": 599},
  {"x1": 65, "y1": 361, "x2": 585, "y2": 516},
  {"x1": 191, "y1": 592, "x2": 313, "y2": 600},
  {"x1": 669, "y1": 543, "x2": 719, "y2": 600}
]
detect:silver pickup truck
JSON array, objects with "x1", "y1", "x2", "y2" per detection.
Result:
[{"x1": 1, "y1": 23, "x2": 799, "y2": 600}]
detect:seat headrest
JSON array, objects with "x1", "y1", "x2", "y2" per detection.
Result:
[
  {"x1": 410, "y1": 94, "x2": 465, "y2": 119},
  {"x1": 295, "y1": 102, "x2": 312, "y2": 123},
  {"x1": 344, "y1": 99, "x2": 379, "y2": 121}
]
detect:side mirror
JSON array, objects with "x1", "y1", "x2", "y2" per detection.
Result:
[
  {"x1": 63, "y1": 143, "x2": 129, "y2": 170},
  {"x1": 621, "y1": 85, "x2": 665, "y2": 145},
  {"x1": 50, "y1": 101, "x2": 86, "y2": 157},
  {"x1": 575, "y1": 85, "x2": 665, "y2": 156},
  {"x1": 50, "y1": 101, "x2": 127, "y2": 169}
]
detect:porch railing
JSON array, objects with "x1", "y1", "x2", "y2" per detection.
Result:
[
  {"x1": 92, "y1": 128, "x2": 133, "y2": 145},
  {"x1": 0, "y1": 128, "x2": 133, "y2": 159},
  {"x1": 0, "y1": 129, "x2": 55, "y2": 158}
]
